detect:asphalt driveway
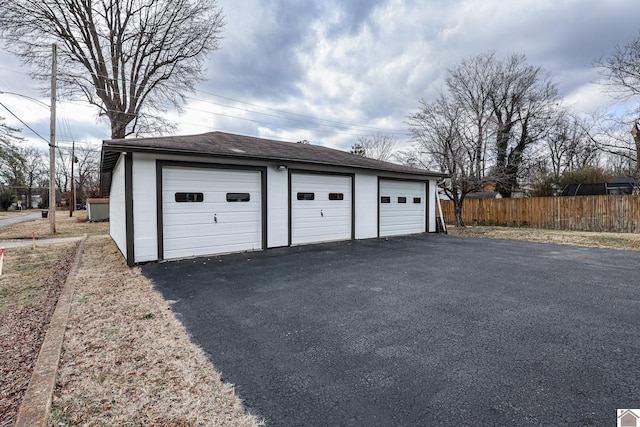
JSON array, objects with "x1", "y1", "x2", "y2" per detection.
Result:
[{"x1": 142, "y1": 235, "x2": 640, "y2": 426}]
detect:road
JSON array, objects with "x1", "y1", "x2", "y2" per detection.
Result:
[{"x1": 0, "y1": 212, "x2": 43, "y2": 228}]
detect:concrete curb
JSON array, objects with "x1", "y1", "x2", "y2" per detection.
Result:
[{"x1": 14, "y1": 234, "x2": 87, "y2": 427}]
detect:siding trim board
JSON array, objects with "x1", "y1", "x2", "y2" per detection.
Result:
[
  {"x1": 155, "y1": 160, "x2": 267, "y2": 261},
  {"x1": 124, "y1": 152, "x2": 135, "y2": 267}
]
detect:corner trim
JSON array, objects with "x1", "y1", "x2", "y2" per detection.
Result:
[{"x1": 124, "y1": 152, "x2": 135, "y2": 266}]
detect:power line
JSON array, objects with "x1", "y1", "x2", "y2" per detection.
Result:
[
  {"x1": 0, "y1": 101, "x2": 49, "y2": 143},
  {"x1": 179, "y1": 105, "x2": 400, "y2": 139},
  {"x1": 190, "y1": 90, "x2": 411, "y2": 135},
  {"x1": 54, "y1": 71, "x2": 411, "y2": 135},
  {"x1": 1, "y1": 67, "x2": 412, "y2": 139}
]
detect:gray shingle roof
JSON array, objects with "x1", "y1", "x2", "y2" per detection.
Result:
[{"x1": 100, "y1": 131, "x2": 446, "y2": 177}]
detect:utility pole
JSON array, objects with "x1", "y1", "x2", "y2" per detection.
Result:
[
  {"x1": 49, "y1": 43, "x2": 57, "y2": 233},
  {"x1": 70, "y1": 140, "x2": 75, "y2": 217}
]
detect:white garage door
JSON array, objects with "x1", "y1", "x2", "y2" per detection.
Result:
[
  {"x1": 291, "y1": 173, "x2": 352, "y2": 245},
  {"x1": 379, "y1": 180, "x2": 426, "y2": 237},
  {"x1": 162, "y1": 167, "x2": 262, "y2": 260}
]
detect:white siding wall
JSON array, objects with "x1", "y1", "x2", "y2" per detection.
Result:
[
  {"x1": 354, "y1": 173, "x2": 378, "y2": 239},
  {"x1": 109, "y1": 153, "x2": 127, "y2": 258},
  {"x1": 116, "y1": 151, "x2": 439, "y2": 263},
  {"x1": 132, "y1": 153, "x2": 158, "y2": 262},
  {"x1": 428, "y1": 179, "x2": 437, "y2": 232},
  {"x1": 267, "y1": 167, "x2": 288, "y2": 247}
]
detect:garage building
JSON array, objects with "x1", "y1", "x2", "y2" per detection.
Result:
[{"x1": 100, "y1": 131, "x2": 446, "y2": 265}]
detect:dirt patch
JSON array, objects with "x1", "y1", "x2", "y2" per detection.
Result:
[
  {"x1": 50, "y1": 235, "x2": 261, "y2": 426},
  {"x1": 0, "y1": 243, "x2": 79, "y2": 426},
  {"x1": 447, "y1": 225, "x2": 640, "y2": 251},
  {"x1": 0, "y1": 211, "x2": 108, "y2": 239}
]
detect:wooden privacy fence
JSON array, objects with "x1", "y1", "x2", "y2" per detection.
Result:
[{"x1": 440, "y1": 195, "x2": 640, "y2": 232}]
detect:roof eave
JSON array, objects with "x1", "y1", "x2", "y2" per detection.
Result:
[{"x1": 101, "y1": 143, "x2": 448, "y2": 178}]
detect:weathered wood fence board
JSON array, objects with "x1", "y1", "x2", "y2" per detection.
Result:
[{"x1": 440, "y1": 195, "x2": 640, "y2": 232}]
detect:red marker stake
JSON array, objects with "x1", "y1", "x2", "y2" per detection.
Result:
[{"x1": 32, "y1": 231, "x2": 35, "y2": 250}]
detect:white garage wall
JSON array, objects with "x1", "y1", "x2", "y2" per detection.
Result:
[
  {"x1": 109, "y1": 153, "x2": 127, "y2": 259},
  {"x1": 354, "y1": 173, "x2": 378, "y2": 239},
  {"x1": 118, "y1": 151, "x2": 439, "y2": 263},
  {"x1": 131, "y1": 153, "x2": 159, "y2": 262},
  {"x1": 428, "y1": 178, "x2": 437, "y2": 232},
  {"x1": 267, "y1": 167, "x2": 288, "y2": 247}
]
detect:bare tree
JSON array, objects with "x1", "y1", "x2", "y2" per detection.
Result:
[
  {"x1": 0, "y1": 0, "x2": 225, "y2": 139},
  {"x1": 75, "y1": 147, "x2": 101, "y2": 202},
  {"x1": 586, "y1": 112, "x2": 638, "y2": 177},
  {"x1": 350, "y1": 142, "x2": 367, "y2": 157},
  {"x1": 353, "y1": 133, "x2": 398, "y2": 161},
  {"x1": 546, "y1": 112, "x2": 600, "y2": 179},
  {"x1": 19, "y1": 146, "x2": 46, "y2": 208},
  {"x1": 442, "y1": 53, "x2": 560, "y2": 197},
  {"x1": 487, "y1": 54, "x2": 559, "y2": 197},
  {"x1": 596, "y1": 32, "x2": 640, "y2": 177},
  {"x1": 597, "y1": 33, "x2": 640, "y2": 100},
  {"x1": 446, "y1": 52, "x2": 495, "y2": 182},
  {"x1": 0, "y1": 119, "x2": 25, "y2": 208},
  {"x1": 55, "y1": 148, "x2": 71, "y2": 194},
  {"x1": 407, "y1": 95, "x2": 482, "y2": 227}
]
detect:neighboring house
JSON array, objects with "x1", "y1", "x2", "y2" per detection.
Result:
[
  {"x1": 466, "y1": 191, "x2": 503, "y2": 200},
  {"x1": 607, "y1": 178, "x2": 637, "y2": 195},
  {"x1": 100, "y1": 131, "x2": 447, "y2": 266},
  {"x1": 562, "y1": 178, "x2": 637, "y2": 196}
]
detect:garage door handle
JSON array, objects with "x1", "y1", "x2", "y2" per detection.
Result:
[
  {"x1": 214, "y1": 214, "x2": 217, "y2": 223},
  {"x1": 320, "y1": 209, "x2": 323, "y2": 217}
]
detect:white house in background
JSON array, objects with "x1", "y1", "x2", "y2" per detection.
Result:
[{"x1": 100, "y1": 131, "x2": 446, "y2": 266}]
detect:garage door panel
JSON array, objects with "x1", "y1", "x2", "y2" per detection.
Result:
[
  {"x1": 379, "y1": 180, "x2": 426, "y2": 237},
  {"x1": 164, "y1": 231, "x2": 261, "y2": 250},
  {"x1": 291, "y1": 174, "x2": 352, "y2": 245},
  {"x1": 162, "y1": 167, "x2": 262, "y2": 259},
  {"x1": 163, "y1": 220, "x2": 260, "y2": 238}
]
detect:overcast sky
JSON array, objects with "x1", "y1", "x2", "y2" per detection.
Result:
[{"x1": 1, "y1": 0, "x2": 639, "y2": 154}]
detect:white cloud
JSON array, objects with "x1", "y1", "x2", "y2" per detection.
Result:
[{"x1": 1, "y1": 0, "x2": 639, "y2": 152}]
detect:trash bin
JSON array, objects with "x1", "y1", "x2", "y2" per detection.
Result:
[{"x1": 41, "y1": 210, "x2": 48, "y2": 218}]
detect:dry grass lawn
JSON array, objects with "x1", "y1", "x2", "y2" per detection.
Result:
[
  {"x1": 50, "y1": 235, "x2": 261, "y2": 426},
  {"x1": 0, "y1": 211, "x2": 108, "y2": 239},
  {"x1": 447, "y1": 225, "x2": 640, "y2": 251},
  {"x1": 0, "y1": 243, "x2": 79, "y2": 426}
]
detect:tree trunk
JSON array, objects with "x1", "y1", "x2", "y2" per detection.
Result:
[
  {"x1": 494, "y1": 119, "x2": 514, "y2": 197},
  {"x1": 633, "y1": 122, "x2": 640, "y2": 178},
  {"x1": 109, "y1": 112, "x2": 137, "y2": 139},
  {"x1": 454, "y1": 196, "x2": 465, "y2": 227}
]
